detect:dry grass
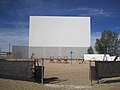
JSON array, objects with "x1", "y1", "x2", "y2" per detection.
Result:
[{"x1": 0, "y1": 60, "x2": 120, "y2": 90}]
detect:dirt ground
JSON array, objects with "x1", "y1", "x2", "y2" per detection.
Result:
[{"x1": 0, "y1": 60, "x2": 120, "y2": 90}]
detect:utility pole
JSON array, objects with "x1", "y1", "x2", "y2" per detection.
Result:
[
  {"x1": 9, "y1": 43, "x2": 11, "y2": 53},
  {"x1": 70, "y1": 51, "x2": 73, "y2": 65}
]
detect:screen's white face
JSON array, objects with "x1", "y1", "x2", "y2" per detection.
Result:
[{"x1": 29, "y1": 16, "x2": 90, "y2": 47}]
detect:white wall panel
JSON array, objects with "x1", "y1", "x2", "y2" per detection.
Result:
[{"x1": 29, "y1": 16, "x2": 90, "y2": 47}]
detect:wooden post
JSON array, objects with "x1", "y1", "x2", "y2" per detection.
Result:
[
  {"x1": 42, "y1": 58, "x2": 44, "y2": 66},
  {"x1": 41, "y1": 58, "x2": 44, "y2": 84},
  {"x1": 89, "y1": 60, "x2": 92, "y2": 86}
]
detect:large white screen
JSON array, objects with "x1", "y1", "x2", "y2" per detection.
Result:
[{"x1": 29, "y1": 16, "x2": 90, "y2": 47}]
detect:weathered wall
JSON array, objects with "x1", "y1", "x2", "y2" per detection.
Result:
[
  {"x1": 12, "y1": 46, "x2": 28, "y2": 59},
  {"x1": 12, "y1": 46, "x2": 88, "y2": 59},
  {"x1": 0, "y1": 59, "x2": 34, "y2": 81},
  {"x1": 29, "y1": 47, "x2": 88, "y2": 59},
  {"x1": 95, "y1": 61, "x2": 120, "y2": 79}
]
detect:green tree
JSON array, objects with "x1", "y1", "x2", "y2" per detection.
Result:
[
  {"x1": 95, "y1": 30, "x2": 120, "y2": 56},
  {"x1": 87, "y1": 46, "x2": 94, "y2": 54}
]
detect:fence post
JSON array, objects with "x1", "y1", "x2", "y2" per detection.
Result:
[
  {"x1": 41, "y1": 58, "x2": 44, "y2": 84},
  {"x1": 89, "y1": 60, "x2": 92, "y2": 86}
]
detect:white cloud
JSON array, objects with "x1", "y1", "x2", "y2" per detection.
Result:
[
  {"x1": 1, "y1": 21, "x2": 29, "y2": 29},
  {"x1": 0, "y1": 28, "x2": 28, "y2": 51},
  {"x1": 3, "y1": 21, "x2": 28, "y2": 25},
  {"x1": 57, "y1": 7, "x2": 112, "y2": 17},
  {"x1": 81, "y1": 8, "x2": 111, "y2": 17}
]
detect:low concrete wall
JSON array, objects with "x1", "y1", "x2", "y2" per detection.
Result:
[
  {"x1": 12, "y1": 46, "x2": 29, "y2": 59},
  {"x1": 12, "y1": 46, "x2": 88, "y2": 59},
  {"x1": 0, "y1": 59, "x2": 34, "y2": 81}
]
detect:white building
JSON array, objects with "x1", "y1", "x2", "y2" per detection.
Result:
[{"x1": 13, "y1": 16, "x2": 91, "y2": 59}]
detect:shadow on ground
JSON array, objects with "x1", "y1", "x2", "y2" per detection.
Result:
[
  {"x1": 100, "y1": 79, "x2": 120, "y2": 84},
  {"x1": 44, "y1": 77, "x2": 67, "y2": 84}
]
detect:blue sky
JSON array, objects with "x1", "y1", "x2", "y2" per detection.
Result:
[{"x1": 0, "y1": 0, "x2": 120, "y2": 51}]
